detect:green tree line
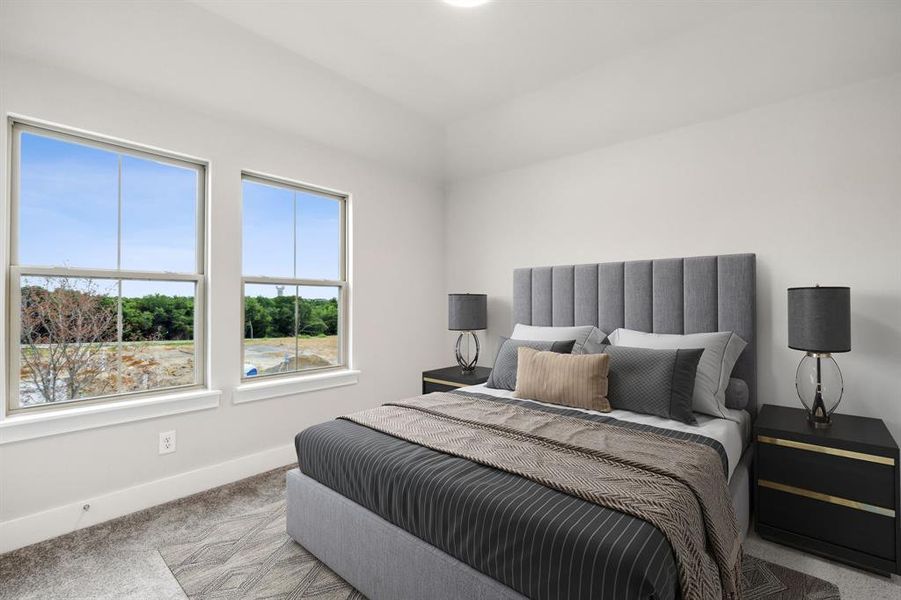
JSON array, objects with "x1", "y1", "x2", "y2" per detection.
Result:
[
  {"x1": 22, "y1": 285, "x2": 338, "y2": 342},
  {"x1": 244, "y1": 295, "x2": 338, "y2": 338}
]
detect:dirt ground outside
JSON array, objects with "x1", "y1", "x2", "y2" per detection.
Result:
[
  {"x1": 19, "y1": 336, "x2": 339, "y2": 405},
  {"x1": 243, "y1": 336, "x2": 340, "y2": 375}
]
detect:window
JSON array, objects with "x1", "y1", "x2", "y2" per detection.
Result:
[
  {"x1": 242, "y1": 173, "x2": 347, "y2": 379},
  {"x1": 7, "y1": 121, "x2": 205, "y2": 412}
]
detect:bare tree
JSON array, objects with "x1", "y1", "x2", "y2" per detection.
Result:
[{"x1": 19, "y1": 277, "x2": 117, "y2": 404}]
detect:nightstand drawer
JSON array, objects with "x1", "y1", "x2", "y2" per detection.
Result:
[
  {"x1": 423, "y1": 380, "x2": 459, "y2": 394},
  {"x1": 758, "y1": 484, "x2": 896, "y2": 560},
  {"x1": 422, "y1": 366, "x2": 491, "y2": 395},
  {"x1": 758, "y1": 436, "x2": 895, "y2": 507}
]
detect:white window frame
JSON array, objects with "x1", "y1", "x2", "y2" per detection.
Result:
[
  {"x1": 6, "y1": 118, "x2": 207, "y2": 415},
  {"x1": 240, "y1": 171, "x2": 349, "y2": 382}
]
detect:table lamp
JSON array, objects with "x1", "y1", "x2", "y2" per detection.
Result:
[
  {"x1": 448, "y1": 293, "x2": 487, "y2": 373},
  {"x1": 788, "y1": 285, "x2": 851, "y2": 428}
]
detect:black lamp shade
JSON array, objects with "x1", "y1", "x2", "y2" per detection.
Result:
[
  {"x1": 788, "y1": 286, "x2": 851, "y2": 353},
  {"x1": 448, "y1": 294, "x2": 487, "y2": 331}
]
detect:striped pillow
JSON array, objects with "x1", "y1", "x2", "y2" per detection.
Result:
[{"x1": 513, "y1": 347, "x2": 610, "y2": 412}]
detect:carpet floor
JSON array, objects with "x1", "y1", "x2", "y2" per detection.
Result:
[{"x1": 1, "y1": 466, "x2": 898, "y2": 600}]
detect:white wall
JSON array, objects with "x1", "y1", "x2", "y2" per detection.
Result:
[
  {"x1": 0, "y1": 54, "x2": 447, "y2": 547},
  {"x1": 0, "y1": 0, "x2": 444, "y2": 180},
  {"x1": 446, "y1": 74, "x2": 901, "y2": 447},
  {"x1": 445, "y1": 1, "x2": 901, "y2": 179}
]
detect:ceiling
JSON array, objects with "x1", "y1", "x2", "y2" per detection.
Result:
[
  {"x1": 3, "y1": 1, "x2": 899, "y2": 181},
  {"x1": 192, "y1": 0, "x2": 749, "y2": 123}
]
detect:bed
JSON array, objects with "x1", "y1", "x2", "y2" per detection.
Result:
[{"x1": 287, "y1": 253, "x2": 756, "y2": 600}]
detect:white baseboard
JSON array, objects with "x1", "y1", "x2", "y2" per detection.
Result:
[{"x1": 0, "y1": 443, "x2": 296, "y2": 554}]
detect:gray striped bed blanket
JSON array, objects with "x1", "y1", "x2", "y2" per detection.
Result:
[{"x1": 296, "y1": 391, "x2": 741, "y2": 600}]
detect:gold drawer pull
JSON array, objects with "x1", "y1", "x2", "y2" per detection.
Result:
[
  {"x1": 759, "y1": 480, "x2": 895, "y2": 517},
  {"x1": 758, "y1": 435, "x2": 895, "y2": 466}
]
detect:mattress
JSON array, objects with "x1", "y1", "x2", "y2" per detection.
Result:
[{"x1": 296, "y1": 391, "x2": 745, "y2": 600}]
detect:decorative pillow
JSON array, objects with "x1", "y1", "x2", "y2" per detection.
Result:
[
  {"x1": 606, "y1": 328, "x2": 747, "y2": 418},
  {"x1": 513, "y1": 347, "x2": 610, "y2": 412},
  {"x1": 511, "y1": 324, "x2": 607, "y2": 355},
  {"x1": 485, "y1": 337, "x2": 576, "y2": 391},
  {"x1": 725, "y1": 378, "x2": 750, "y2": 411},
  {"x1": 599, "y1": 344, "x2": 702, "y2": 424}
]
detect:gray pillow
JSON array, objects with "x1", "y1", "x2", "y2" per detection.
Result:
[
  {"x1": 511, "y1": 324, "x2": 608, "y2": 355},
  {"x1": 601, "y1": 344, "x2": 703, "y2": 424},
  {"x1": 606, "y1": 328, "x2": 747, "y2": 419},
  {"x1": 486, "y1": 337, "x2": 576, "y2": 391},
  {"x1": 725, "y1": 378, "x2": 749, "y2": 410},
  {"x1": 578, "y1": 327, "x2": 609, "y2": 355}
]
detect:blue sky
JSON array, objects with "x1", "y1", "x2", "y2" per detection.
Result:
[
  {"x1": 19, "y1": 131, "x2": 339, "y2": 300},
  {"x1": 242, "y1": 179, "x2": 341, "y2": 297}
]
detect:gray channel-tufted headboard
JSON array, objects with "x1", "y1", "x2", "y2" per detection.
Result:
[{"x1": 513, "y1": 253, "x2": 757, "y2": 416}]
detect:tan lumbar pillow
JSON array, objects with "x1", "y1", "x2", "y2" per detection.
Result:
[{"x1": 513, "y1": 346, "x2": 610, "y2": 412}]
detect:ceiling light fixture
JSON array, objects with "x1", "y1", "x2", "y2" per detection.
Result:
[{"x1": 444, "y1": 0, "x2": 490, "y2": 7}]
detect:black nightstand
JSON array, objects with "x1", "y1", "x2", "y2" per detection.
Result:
[
  {"x1": 422, "y1": 366, "x2": 492, "y2": 394},
  {"x1": 755, "y1": 404, "x2": 900, "y2": 575}
]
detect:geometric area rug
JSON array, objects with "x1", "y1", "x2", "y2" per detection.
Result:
[
  {"x1": 159, "y1": 500, "x2": 363, "y2": 600},
  {"x1": 741, "y1": 554, "x2": 841, "y2": 600},
  {"x1": 160, "y1": 498, "x2": 840, "y2": 600}
]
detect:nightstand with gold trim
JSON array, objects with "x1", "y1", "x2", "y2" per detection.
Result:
[{"x1": 755, "y1": 404, "x2": 900, "y2": 575}]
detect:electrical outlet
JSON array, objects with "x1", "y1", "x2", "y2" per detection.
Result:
[{"x1": 159, "y1": 430, "x2": 176, "y2": 455}]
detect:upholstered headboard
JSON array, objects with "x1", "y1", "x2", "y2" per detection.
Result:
[{"x1": 513, "y1": 253, "x2": 757, "y2": 416}]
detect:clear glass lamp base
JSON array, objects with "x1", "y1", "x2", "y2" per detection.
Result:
[
  {"x1": 796, "y1": 352, "x2": 844, "y2": 428},
  {"x1": 455, "y1": 331, "x2": 480, "y2": 373}
]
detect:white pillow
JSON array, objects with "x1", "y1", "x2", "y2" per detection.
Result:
[
  {"x1": 606, "y1": 328, "x2": 747, "y2": 418},
  {"x1": 511, "y1": 324, "x2": 607, "y2": 355}
]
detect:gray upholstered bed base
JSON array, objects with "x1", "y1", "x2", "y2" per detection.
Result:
[
  {"x1": 287, "y1": 468, "x2": 527, "y2": 600},
  {"x1": 286, "y1": 448, "x2": 753, "y2": 600}
]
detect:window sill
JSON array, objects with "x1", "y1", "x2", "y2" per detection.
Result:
[
  {"x1": 233, "y1": 369, "x2": 360, "y2": 405},
  {"x1": 0, "y1": 389, "x2": 222, "y2": 445}
]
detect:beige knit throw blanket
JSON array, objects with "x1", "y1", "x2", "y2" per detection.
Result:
[{"x1": 341, "y1": 393, "x2": 742, "y2": 600}]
